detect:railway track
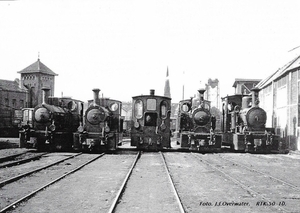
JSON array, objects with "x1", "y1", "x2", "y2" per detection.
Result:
[
  {"x1": 111, "y1": 152, "x2": 185, "y2": 213},
  {"x1": 0, "y1": 153, "x2": 104, "y2": 212},
  {"x1": 217, "y1": 154, "x2": 300, "y2": 191},
  {"x1": 0, "y1": 152, "x2": 48, "y2": 169},
  {"x1": 0, "y1": 152, "x2": 82, "y2": 187},
  {"x1": 107, "y1": 151, "x2": 141, "y2": 213},
  {"x1": 160, "y1": 152, "x2": 185, "y2": 213},
  {"x1": 191, "y1": 153, "x2": 298, "y2": 212},
  {"x1": 0, "y1": 152, "x2": 28, "y2": 163},
  {"x1": 1, "y1": 150, "x2": 299, "y2": 212}
]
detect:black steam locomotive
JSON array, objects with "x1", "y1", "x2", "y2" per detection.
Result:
[
  {"x1": 131, "y1": 89, "x2": 171, "y2": 151},
  {"x1": 176, "y1": 89, "x2": 221, "y2": 152},
  {"x1": 73, "y1": 89, "x2": 123, "y2": 152},
  {"x1": 221, "y1": 88, "x2": 284, "y2": 153},
  {"x1": 19, "y1": 88, "x2": 84, "y2": 151}
]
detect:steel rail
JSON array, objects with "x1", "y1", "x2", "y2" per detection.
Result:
[
  {"x1": 0, "y1": 152, "x2": 48, "y2": 169},
  {"x1": 160, "y1": 152, "x2": 185, "y2": 213},
  {"x1": 0, "y1": 153, "x2": 105, "y2": 213},
  {"x1": 191, "y1": 152, "x2": 289, "y2": 213},
  {"x1": 0, "y1": 151, "x2": 33, "y2": 163},
  {"x1": 107, "y1": 151, "x2": 141, "y2": 213},
  {"x1": 218, "y1": 154, "x2": 300, "y2": 190},
  {"x1": 0, "y1": 153, "x2": 82, "y2": 187}
]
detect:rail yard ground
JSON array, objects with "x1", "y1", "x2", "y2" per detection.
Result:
[{"x1": 0, "y1": 138, "x2": 300, "y2": 212}]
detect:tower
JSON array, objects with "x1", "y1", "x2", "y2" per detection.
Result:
[
  {"x1": 164, "y1": 67, "x2": 171, "y2": 98},
  {"x1": 205, "y1": 78, "x2": 220, "y2": 109},
  {"x1": 18, "y1": 58, "x2": 58, "y2": 107}
]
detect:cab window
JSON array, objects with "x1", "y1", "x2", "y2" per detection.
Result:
[
  {"x1": 160, "y1": 101, "x2": 167, "y2": 119},
  {"x1": 134, "y1": 100, "x2": 143, "y2": 119},
  {"x1": 147, "y1": 99, "x2": 156, "y2": 110}
]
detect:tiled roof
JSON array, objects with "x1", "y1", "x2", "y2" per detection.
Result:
[
  {"x1": 257, "y1": 55, "x2": 300, "y2": 89},
  {"x1": 17, "y1": 59, "x2": 58, "y2": 76},
  {"x1": 0, "y1": 79, "x2": 26, "y2": 92}
]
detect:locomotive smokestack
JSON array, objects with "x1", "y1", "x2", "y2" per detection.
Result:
[
  {"x1": 42, "y1": 87, "x2": 50, "y2": 105},
  {"x1": 198, "y1": 89, "x2": 206, "y2": 101},
  {"x1": 92, "y1": 88, "x2": 100, "y2": 105},
  {"x1": 150, "y1": 89, "x2": 155, "y2": 96},
  {"x1": 251, "y1": 87, "x2": 260, "y2": 107}
]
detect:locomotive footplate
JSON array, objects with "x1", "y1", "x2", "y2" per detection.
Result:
[
  {"x1": 133, "y1": 127, "x2": 165, "y2": 150},
  {"x1": 31, "y1": 130, "x2": 73, "y2": 151},
  {"x1": 73, "y1": 131, "x2": 117, "y2": 152},
  {"x1": 245, "y1": 133, "x2": 270, "y2": 153},
  {"x1": 180, "y1": 132, "x2": 221, "y2": 151}
]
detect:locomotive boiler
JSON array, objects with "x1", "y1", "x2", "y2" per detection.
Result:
[
  {"x1": 131, "y1": 89, "x2": 171, "y2": 151},
  {"x1": 19, "y1": 88, "x2": 84, "y2": 151},
  {"x1": 73, "y1": 89, "x2": 123, "y2": 152},
  {"x1": 177, "y1": 89, "x2": 221, "y2": 152},
  {"x1": 221, "y1": 88, "x2": 282, "y2": 153}
]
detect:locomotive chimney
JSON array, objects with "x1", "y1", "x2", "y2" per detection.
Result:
[
  {"x1": 150, "y1": 89, "x2": 155, "y2": 96},
  {"x1": 198, "y1": 89, "x2": 206, "y2": 101},
  {"x1": 251, "y1": 87, "x2": 260, "y2": 107},
  {"x1": 92, "y1": 88, "x2": 100, "y2": 105},
  {"x1": 42, "y1": 87, "x2": 50, "y2": 105}
]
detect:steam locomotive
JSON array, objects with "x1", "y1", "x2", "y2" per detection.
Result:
[
  {"x1": 131, "y1": 89, "x2": 171, "y2": 151},
  {"x1": 73, "y1": 89, "x2": 123, "y2": 152},
  {"x1": 221, "y1": 88, "x2": 283, "y2": 153},
  {"x1": 19, "y1": 88, "x2": 84, "y2": 151},
  {"x1": 176, "y1": 89, "x2": 221, "y2": 152}
]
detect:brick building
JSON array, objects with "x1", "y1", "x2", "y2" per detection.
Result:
[
  {"x1": 17, "y1": 58, "x2": 57, "y2": 107},
  {"x1": 0, "y1": 79, "x2": 27, "y2": 110},
  {"x1": 0, "y1": 79, "x2": 27, "y2": 136}
]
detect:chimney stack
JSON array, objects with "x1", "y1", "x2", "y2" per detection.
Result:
[
  {"x1": 150, "y1": 89, "x2": 155, "y2": 96},
  {"x1": 251, "y1": 87, "x2": 260, "y2": 107},
  {"x1": 198, "y1": 89, "x2": 206, "y2": 101},
  {"x1": 92, "y1": 88, "x2": 100, "y2": 105},
  {"x1": 42, "y1": 87, "x2": 50, "y2": 105}
]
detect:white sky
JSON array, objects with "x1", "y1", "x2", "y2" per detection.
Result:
[{"x1": 1, "y1": 0, "x2": 300, "y2": 103}]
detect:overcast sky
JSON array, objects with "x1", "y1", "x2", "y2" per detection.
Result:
[{"x1": 1, "y1": 0, "x2": 300, "y2": 103}]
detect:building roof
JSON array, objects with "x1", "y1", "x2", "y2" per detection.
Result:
[
  {"x1": 17, "y1": 59, "x2": 58, "y2": 76},
  {"x1": 0, "y1": 79, "x2": 26, "y2": 92},
  {"x1": 232, "y1": 78, "x2": 262, "y2": 87},
  {"x1": 256, "y1": 54, "x2": 300, "y2": 89},
  {"x1": 122, "y1": 102, "x2": 132, "y2": 112}
]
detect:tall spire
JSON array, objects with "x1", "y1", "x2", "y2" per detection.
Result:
[{"x1": 164, "y1": 67, "x2": 171, "y2": 98}]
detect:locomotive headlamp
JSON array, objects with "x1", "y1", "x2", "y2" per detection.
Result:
[
  {"x1": 110, "y1": 103, "x2": 119, "y2": 111},
  {"x1": 49, "y1": 123, "x2": 56, "y2": 131},
  {"x1": 134, "y1": 121, "x2": 140, "y2": 129},
  {"x1": 104, "y1": 123, "x2": 110, "y2": 133},
  {"x1": 77, "y1": 125, "x2": 84, "y2": 133},
  {"x1": 105, "y1": 126, "x2": 110, "y2": 133},
  {"x1": 160, "y1": 122, "x2": 166, "y2": 131}
]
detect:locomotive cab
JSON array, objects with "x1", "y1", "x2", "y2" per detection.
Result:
[{"x1": 131, "y1": 89, "x2": 171, "y2": 151}]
